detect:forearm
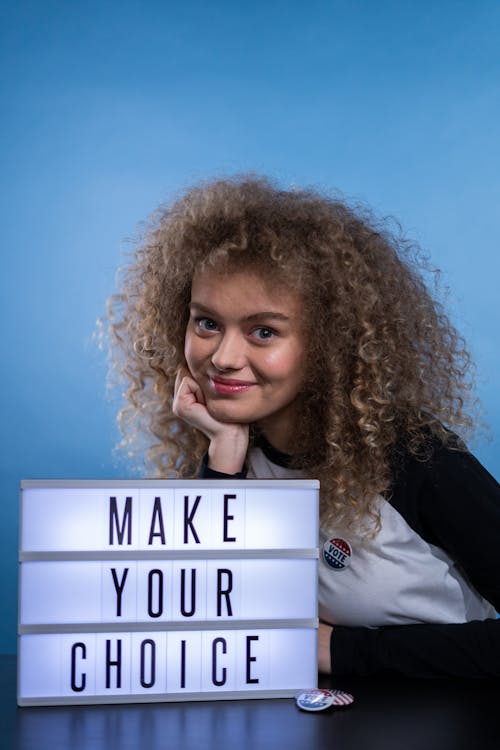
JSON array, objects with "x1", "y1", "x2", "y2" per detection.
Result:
[{"x1": 330, "y1": 618, "x2": 500, "y2": 678}]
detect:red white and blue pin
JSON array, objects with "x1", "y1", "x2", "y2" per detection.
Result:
[
  {"x1": 295, "y1": 688, "x2": 354, "y2": 712},
  {"x1": 323, "y1": 537, "x2": 352, "y2": 571}
]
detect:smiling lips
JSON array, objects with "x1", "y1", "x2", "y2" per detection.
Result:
[{"x1": 209, "y1": 375, "x2": 257, "y2": 395}]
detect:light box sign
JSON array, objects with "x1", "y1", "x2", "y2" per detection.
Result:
[{"x1": 18, "y1": 479, "x2": 319, "y2": 705}]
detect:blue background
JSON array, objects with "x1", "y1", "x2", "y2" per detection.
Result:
[{"x1": 1, "y1": 0, "x2": 499, "y2": 653}]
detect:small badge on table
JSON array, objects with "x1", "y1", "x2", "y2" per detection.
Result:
[{"x1": 295, "y1": 688, "x2": 354, "y2": 712}]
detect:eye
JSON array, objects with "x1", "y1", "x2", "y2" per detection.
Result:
[
  {"x1": 195, "y1": 317, "x2": 219, "y2": 333},
  {"x1": 251, "y1": 327, "x2": 276, "y2": 341}
]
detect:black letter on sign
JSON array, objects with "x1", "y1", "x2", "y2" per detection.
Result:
[
  {"x1": 110, "y1": 568, "x2": 129, "y2": 617},
  {"x1": 246, "y1": 635, "x2": 259, "y2": 684},
  {"x1": 217, "y1": 568, "x2": 233, "y2": 616},
  {"x1": 184, "y1": 495, "x2": 201, "y2": 544},
  {"x1": 223, "y1": 494, "x2": 237, "y2": 542},
  {"x1": 106, "y1": 639, "x2": 122, "y2": 689},
  {"x1": 140, "y1": 639, "x2": 156, "y2": 688},
  {"x1": 180, "y1": 568, "x2": 196, "y2": 617},
  {"x1": 71, "y1": 642, "x2": 86, "y2": 692},
  {"x1": 212, "y1": 637, "x2": 227, "y2": 686},
  {"x1": 180, "y1": 639, "x2": 186, "y2": 689},
  {"x1": 148, "y1": 497, "x2": 166, "y2": 545},
  {"x1": 148, "y1": 569, "x2": 164, "y2": 618},
  {"x1": 109, "y1": 496, "x2": 132, "y2": 545}
]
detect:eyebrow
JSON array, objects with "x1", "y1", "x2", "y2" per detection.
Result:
[{"x1": 190, "y1": 302, "x2": 290, "y2": 322}]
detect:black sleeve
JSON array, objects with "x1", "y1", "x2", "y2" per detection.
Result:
[
  {"x1": 198, "y1": 453, "x2": 248, "y2": 479},
  {"x1": 332, "y1": 619, "x2": 500, "y2": 678},
  {"x1": 390, "y1": 446, "x2": 500, "y2": 611},
  {"x1": 331, "y1": 446, "x2": 500, "y2": 678}
]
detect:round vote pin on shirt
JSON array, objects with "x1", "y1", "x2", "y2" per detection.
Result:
[{"x1": 295, "y1": 688, "x2": 354, "y2": 712}]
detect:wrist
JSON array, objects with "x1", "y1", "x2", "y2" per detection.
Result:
[
  {"x1": 318, "y1": 622, "x2": 333, "y2": 674},
  {"x1": 207, "y1": 427, "x2": 249, "y2": 474}
]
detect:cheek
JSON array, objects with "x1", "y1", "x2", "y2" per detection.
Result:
[
  {"x1": 261, "y1": 346, "x2": 304, "y2": 383},
  {"x1": 184, "y1": 330, "x2": 201, "y2": 369}
]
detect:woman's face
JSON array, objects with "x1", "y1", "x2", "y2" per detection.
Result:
[{"x1": 184, "y1": 267, "x2": 306, "y2": 449}]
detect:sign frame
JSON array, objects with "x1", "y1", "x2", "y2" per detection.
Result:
[{"x1": 18, "y1": 479, "x2": 319, "y2": 706}]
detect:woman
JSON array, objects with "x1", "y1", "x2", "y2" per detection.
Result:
[{"x1": 108, "y1": 175, "x2": 500, "y2": 677}]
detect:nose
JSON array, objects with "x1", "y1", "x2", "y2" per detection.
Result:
[{"x1": 211, "y1": 330, "x2": 246, "y2": 372}]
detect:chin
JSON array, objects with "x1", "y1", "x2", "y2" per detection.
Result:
[{"x1": 206, "y1": 403, "x2": 254, "y2": 425}]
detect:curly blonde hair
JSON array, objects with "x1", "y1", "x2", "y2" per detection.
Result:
[{"x1": 108, "y1": 175, "x2": 475, "y2": 532}]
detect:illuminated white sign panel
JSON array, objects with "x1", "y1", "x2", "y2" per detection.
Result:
[{"x1": 18, "y1": 480, "x2": 319, "y2": 705}]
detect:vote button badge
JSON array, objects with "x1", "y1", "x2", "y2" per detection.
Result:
[
  {"x1": 295, "y1": 688, "x2": 355, "y2": 712},
  {"x1": 323, "y1": 537, "x2": 352, "y2": 570},
  {"x1": 295, "y1": 689, "x2": 334, "y2": 712}
]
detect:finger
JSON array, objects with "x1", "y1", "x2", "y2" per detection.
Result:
[
  {"x1": 174, "y1": 365, "x2": 190, "y2": 392},
  {"x1": 174, "y1": 367, "x2": 197, "y2": 399},
  {"x1": 173, "y1": 371, "x2": 206, "y2": 417}
]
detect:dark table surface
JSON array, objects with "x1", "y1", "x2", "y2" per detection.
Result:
[{"x1": 2, "y1": 654, "x2": 499, "y2": 750}]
